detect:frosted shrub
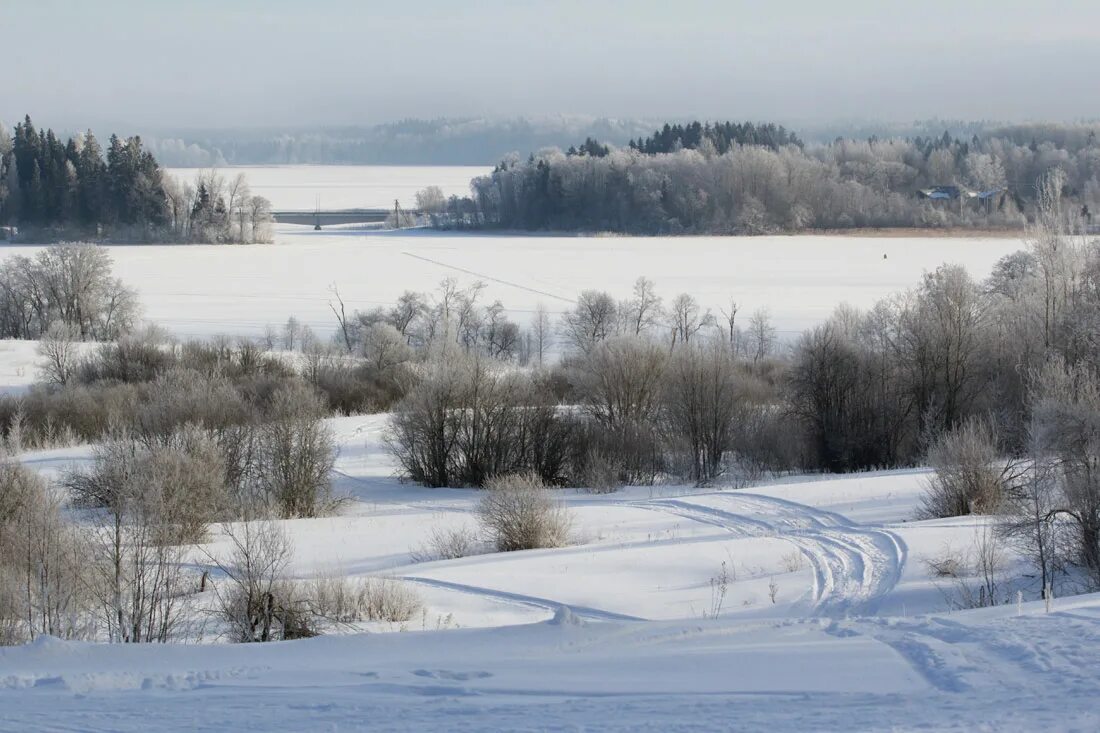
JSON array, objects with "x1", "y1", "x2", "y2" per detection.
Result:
[
  {"x1": 477, "y1": 473, "x2": 571, "y2": 552},
  {"x1": 305, "y1": 575, "x2": 422, "y2": 624},
  {"x1": 360, "y1": 577, "x2": 422, "y2": 623},
  {"x1": 0, "y1": 460, "x2": 97, "y2": 644},
  {"x1": 919, "y1": 418, "x2": 1006, "y2": 519},
  {"x1": 410, "y1": 525, "x2": 483, "y2": 562}
]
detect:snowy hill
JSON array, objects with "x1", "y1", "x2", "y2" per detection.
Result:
[{"x1": 3, "y1": 414, "x2": 1098, "y2": 731}]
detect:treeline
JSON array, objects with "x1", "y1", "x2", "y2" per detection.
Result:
[
  {"x1": 0, "y1": 116, "x2": 167, "y2": 238},
  {"x1": 627, "y1": 121, "x2": 802, "y2": 155},
  {"x1": 0, "y1": 116, "x2": 272, "y2": 242},
  {"x1": 452, "y1": 121, "x2": 1100, "y2": 233},
  {"x1": 389, "y1": 169, "x2": 1091, "y2": 479},
  {"x1": 142, "y1": 117, "x2": 659, "y2": 166}
]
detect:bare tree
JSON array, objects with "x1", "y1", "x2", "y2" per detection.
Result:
[
  {"x1": 361, "y1": 323, "x2": 413, "y2": 372},
  {"x1": 662, "y1": 342, "x2": 742, "y2": 484},
  {"x1": 668, "y1": 293, "x2": 712, "y2": 349},
  {"x1": 328, "y1": 284, "x2": 355, "y2": 353},
  {"x1": 389, "y1": 290, "x2": 426, "y2": 341},
  {"x1": 252, "y1": 383, "x2": 336, "y2": 518},
  {"x1": 560, "y1": 290, "x2": 618, "y2": 354},
  {"x1": 719, "y1": 299, "x2": 739, "y2": 351},
  {"x1": 570, "y1": 335, "x2": 667, "y2": 431},
  {"x1": 68, "y1": 437, "x2": 192, "y2": 643},
  {"x1": 415, "y1": 186, "x2": 447, "y2": 215},
  {"x1": 225, "y1": 173, "x2": 251, "y2": 243},
  {"x1": 37, "y1": 321, "x2": 82, "y2": 385},
  {"x1": 1030, "y1": 359, "x2": 1100, "y2": 588},
  {"x1": 0, "y1": 244, "x2": 138, "y2": 340},
  {"x1": 521, "y1": 302, "x2": 548, "y2": 366},
  {"x1": 746, "y1": 308, "x2": 777, "y2": 362},
  {"x1": 283, "y1": 316, "x2": 300, "y2": 351},
  {"x1": 622, "y1": 277, "x2": 663, "y2": 336},
  {"x1": 247, "y1": 195, "x2": 274, "y2": 243},
  {"x1": 0, "y1": 460, "x2": 95, "y2": 643},
  {"x1": 1000, "y1": 434, "x2": 1060, "y2": 597},
  {"x1": 206, "y1": 520, "x2": 309, "y2": 642}
]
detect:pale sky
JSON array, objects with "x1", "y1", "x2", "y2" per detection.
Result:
[{"x1": 3, "y1": 0, "x2": 1099, "y2": 130}]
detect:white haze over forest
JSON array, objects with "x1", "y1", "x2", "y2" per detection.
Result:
[{"x1": 4, "y1": 1, "x2": 1100, "y2": 129}]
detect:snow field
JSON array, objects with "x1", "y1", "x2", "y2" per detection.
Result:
[
  {"x1": 4, "y1": 406, "x2": 1100, "y2": 730},
  {"x1": 0, "y1": 226, "x2": 1022, "y2": 343}
]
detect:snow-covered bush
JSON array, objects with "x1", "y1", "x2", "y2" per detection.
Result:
[
  {"x1": 0, "y1": 460, "x2": 96, "y2": 644},
  {"x1": 477, "y1": 473, "x2": 571, "y2": 552},
  {"x1": 209, "y1": 520, "x2": 315, "y2": 643},
  {"x1": 410, "y1": 525, "x2": 483, "y2": 562},
  {"x1": 386, "y1": 353, "x2": 572, "y2": 487},
  {"x1": 305, "y1": 575, "x2": 422, "y2": 624},
  {"x1": 250, "y1": 382, "x2": 336, "y2": 518},
  {"x1": 919, "y1": 418, "x2": 1007, "y2": 519}
]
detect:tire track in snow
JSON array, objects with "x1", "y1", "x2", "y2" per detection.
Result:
[
  {"x1": 635, "y1": 492, "x2": 905, "y2": 616},
  {"x1": 400, "y1": 576, "x2": 646, "y2": 622},
  {"x1": 401, "y1": 252, "x2": 576, "y2": 304}
]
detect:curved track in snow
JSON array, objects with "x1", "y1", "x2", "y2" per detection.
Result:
[
  {"x1": 637, "y1": 492, "x2": 906, "y2": 616},
  {"x1": 400, "y1": 576, "x2": 646, "y2": 622}
]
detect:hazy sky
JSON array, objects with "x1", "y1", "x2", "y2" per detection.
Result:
[{"x1": 4, "y1": 0, "x2": 1100, "y2": 131}]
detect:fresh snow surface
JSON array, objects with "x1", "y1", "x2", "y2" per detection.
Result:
[
  {"x1": 165, "y1": 165, "x2": 491, "y2": 211},
  {"x1": 4, "y1": 414, "x2": 1100, "y2": 731},
  {"x1": 0, "y1": 226, "x2": 1024, "y2": 341},
  {"x1": 0, "y1": 339, "x2": 43, "y2": 395}
]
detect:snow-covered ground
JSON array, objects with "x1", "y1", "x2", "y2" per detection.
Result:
[
  {"x1": 165, "y1": 165, "x2": 490, "y2": 211},
  {"x1": 0, "y1": 185, "x2": 1083, "y2": 730},
  {"x1": 0, "y1": 339, "x2": 42, "y2": 395},
  {"x1": 5, "y1": 414, "x2": 1099, "y2": 731},
  {"x1": 0, "y1": 226, "x2": 1023, "y2": 341}
]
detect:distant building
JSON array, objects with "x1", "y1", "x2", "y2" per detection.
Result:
[
  {"x1": 918, "y1": 185, "x2": 1007, "y2": 212},
  {"x1": 0, "y1": 226, "x2": 16, "y2": 241},
  {"x1": 918, "y1": 185, "x2": 966, "y2": 201}
]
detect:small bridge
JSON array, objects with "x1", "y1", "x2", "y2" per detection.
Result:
[{"x1": 272, "y1": 209, "x2": 397, "y2": 227}]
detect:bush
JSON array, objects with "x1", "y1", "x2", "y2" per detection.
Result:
[
  {"x1": 358, "y1": 577, "x2": 422, "y2": 622},
  {"x1": 566, "y1": 336, "x2": 668, "y2": 484},
  {"x1": 919, "y1": 418, "x2": 1006, "y2": 519},
  {"x1": 251, "y1": 382, "x2": 336, "y2": 518},
  {"x1": 66, "y1": 427, "x2": 229, "y2": 544},
  {"x1": 310, "y1": 361, "x2": 409, "y2": 416},
  {"x1": 566, "y1": 418, "x2": 662, "y2": 489},
  {"x1": 410, "y1": 524, "x2": 483, "y2": 562},
  {"x1": 302, "y1": 574, "x2": 423, "y2": 625},
  {"x1": 208, "y1": 520, "x2": 314, "y2": 643},
  {"x1": 386, "y1": 354, "x2": 572, "y2": 488},
  {"x1": 0, "y1": 460, "x2": 96, "y2": 644},
  {"x1": 477, "y1": 473, "x2": 571, "y2": 552},
  {"x1": 134, "y1": 368, "x2": 252, "y2": 444}
]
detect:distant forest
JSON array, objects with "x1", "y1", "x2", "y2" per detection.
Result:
[
  {"x1": 135, "y1": 117, "x2": 1047, "y2": 168},
  {"x1": 447, "y1": 120, "x2": 1100, "y2": 234},
  {"x1": 138, "y1": 118, "x2": 661, "y2": 167},
  {"x1": 0, "y1": 116, "x2": 272, "y2": 243}
]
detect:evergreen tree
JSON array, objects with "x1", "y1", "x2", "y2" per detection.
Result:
[{"x1": 0, "y1": 117, "x2": 170, "y2": 238}]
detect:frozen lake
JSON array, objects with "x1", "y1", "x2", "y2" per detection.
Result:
[
  {"x1": 0, "y1": 227, "x2": 1026, "y2": 341},
  {"x1": 165, "y1": 165, "x2": 490, "y2": 211}
]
